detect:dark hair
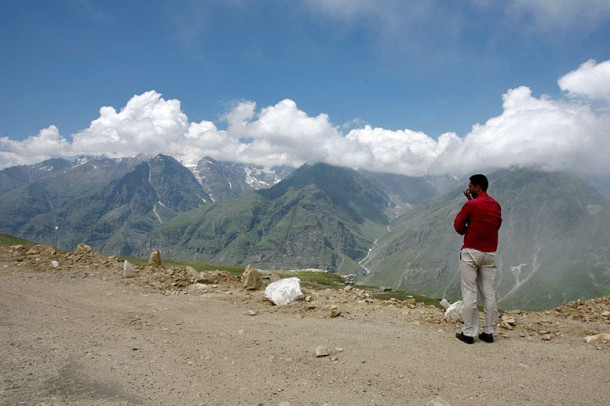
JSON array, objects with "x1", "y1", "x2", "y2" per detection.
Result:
[{"x1": 470, "y1": 174, "x2": 489, "y2": 191}]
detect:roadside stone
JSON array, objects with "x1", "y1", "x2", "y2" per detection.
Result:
[
  {"x1": 404, "y1": 298, "x2": 417, "y2": 308},
  {"x1": 500, "y1": 315, "x2": 516, "y2": 330},
  {"x1": 426, "y1": 397, "x2": 451, "y2": 406},
  {"x1": 149, "y1": 250, "x2": 162, "y2": 267},
  {"x1": 584, "y1": 333, "x2": 610, "y2": 343},
  {"x1": 315, "y1": 346, "x2": 330, "y2": 357},
  {"x1": 330, "y1": 308, "x2": 341, "y2": 318},
  {"x1": 122, "y1": 260, "x2": 136, "y2": 278},
  {"x1": 241, "y1": 264, "x2": 262, "y2": 290},
  {"x1": 75, "y1": 243, "x2": 92, "y2": 254},
  {"x1": 541, "y1": 334, "x2": 552, "y2": 341}
]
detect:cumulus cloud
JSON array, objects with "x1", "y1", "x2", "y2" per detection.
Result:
[
  {"x1": 70, "y1": 91, "x2": 191, "y2": 157},
  {"x1": 442, "y1": 86, "x2": 609, "y2": 175},
  {"x1": 0, "y1": 125, "x2": 70, "y2": 168},
  {"x1": 558, "y1": 59, "x2": 610, "y2": 101},
  {"x1": 1, "y1": 60, "x2": 610, "y2": 177}
]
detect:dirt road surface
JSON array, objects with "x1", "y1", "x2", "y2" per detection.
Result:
[{"x1": 1, "y1": 245, "x2": 609, "y2": 405}]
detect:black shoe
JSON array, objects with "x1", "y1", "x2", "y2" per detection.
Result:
[
  {"x1": 455, "y1": 332, "x2": 474, "y2": 344},
  {"x1": 479, "y1": 332, "x2": 494, "y2": 343}
]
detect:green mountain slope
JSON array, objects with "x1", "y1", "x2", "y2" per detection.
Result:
[
  {"x1": 146, "y1": 163, "x2": 392, "y2": 273},
  {"x1": 362, "y1": 168, "x2": 610, "y2": 310}
]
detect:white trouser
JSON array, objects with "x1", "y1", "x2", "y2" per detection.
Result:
[{"x1": 459, "y1": 248, "x2": 498, "y2": 337}]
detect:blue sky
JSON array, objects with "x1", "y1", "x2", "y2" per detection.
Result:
[{"x1": 1, "y1": 1, "x2": 610, "y2": 176}]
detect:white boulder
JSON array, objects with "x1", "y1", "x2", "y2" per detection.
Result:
[{"x1": 264, "y1": 277, "x2": 303, "y2": 306}]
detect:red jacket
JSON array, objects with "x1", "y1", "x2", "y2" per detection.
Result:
[{"x1": 454, "y1": 192, "x2": 502, "y2": 252}]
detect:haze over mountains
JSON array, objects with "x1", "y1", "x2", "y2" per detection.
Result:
[{"x1": 1, "y1": 155, "x2": 609, "y2": 310}]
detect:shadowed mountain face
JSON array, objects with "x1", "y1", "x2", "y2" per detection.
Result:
[
  {"x1": 0, "y1": 155, "x2": 294, "y2": 256},
  {"x1": 361, "y1": 168, "x2": 610, "y2": 310},
  {"x1": 2, "y1": 155, "x2": 211, "y2": 256}
]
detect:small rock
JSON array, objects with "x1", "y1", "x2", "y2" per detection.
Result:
[
  {"x1": 122, "y1": 260, "x2": 136, "y2": 278},
  {"x1": 51, "y1": 260, "x2": 59, "y2": 268},
  {"x1": 149, "y1": 250, "x2": 162, "y2": 267},
  {"x1": 185, "y1": 266, "x2": 199, "y2": 280},
  {"x1": 315, "y1": 346, "x2": 330, "y2": 357},
  {"x1": 404, "y1": 298, "x2": 417, "y2": 308},
  {"x1": 246, "y1": 309, "x2": 258, "y2": 316},
  {"x1": 330, "y1": 308, "x2": 342, "y2": 318},
  {"x1": 500, "y1": 315, "x2": 516, "y2": 330},
  {"x1": 584, "y1": 333, "x2": 610, "y2": 343},
  {"x1": 241, "y1": 264, "x2": 262, "y2": 290},
  {"x1": 541, "y1": 334, "x2": 552, "y2": 341},
  {"x1": 444, "y1": 300, "x2": 463, "y2": 322},
  {"x1": 426, "y1": 396, "x2": 451, "y2": 406},
  {"x1": 500, "y1": 320, "x2": 515, "y2": 330},
  {"x1": 75, "y1": 243, "x2": 92, "y2": 254}
]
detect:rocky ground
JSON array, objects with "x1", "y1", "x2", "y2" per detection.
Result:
[{"x1": 1, "y1": 245, "x2": 609, "y2": 406}]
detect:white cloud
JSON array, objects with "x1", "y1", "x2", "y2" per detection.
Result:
[
  {"x1": 344, "y1": 126, "x2": 459, "y2": 176},
  {"x1": 443, "y1": 86, "x2": 608, "y2": 175},
  {"x1": 70, "y1": 91, "x2": 190, "y2": 157},
  {"x1": 0, "y1": 125, "x2": 70, "y2": 167},
  {"x1": 222, "y1": 99, "x2": 345, "y2": 167},
  {"x1": 558, "y1": 59, "x2": 610, "y2": 101},
  {"x1": 1, "y1": 60, "x2": 610, "y2": 177}
]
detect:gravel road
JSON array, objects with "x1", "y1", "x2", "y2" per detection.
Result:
[{"x1": 1, "y1": 246, "x2": 609, "y2": 405}]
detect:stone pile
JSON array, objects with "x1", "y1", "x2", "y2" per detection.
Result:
[
  {"x1": 552, "y1": 296, "x2": 610, "y2": 324},
  {"x1": 5, "y1": 244, "x2": 122, "y2": 275}
]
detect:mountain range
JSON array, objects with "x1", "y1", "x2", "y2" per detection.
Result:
[{"x1": 1, "y1": 155, "x2": 609, "y2": 310}]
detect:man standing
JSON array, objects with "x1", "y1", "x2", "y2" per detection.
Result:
[{"x1": 453, "y1": 174, "x2": 502, "y2": 344}]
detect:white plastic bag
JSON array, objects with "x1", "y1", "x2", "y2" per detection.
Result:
[
  {"x1": 264, "y1": 277, "x2": 303, "y2": 306},
  {"x1": 444, "y1": 300, "x2": 464, "y2": 322}
]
